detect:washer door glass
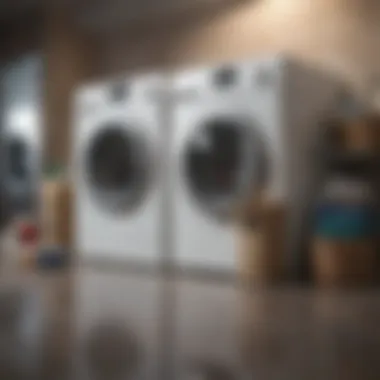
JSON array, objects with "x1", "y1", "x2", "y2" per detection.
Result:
[
  {"x1": 86, "y1": 125, "x2": 149, "y2": 214},
  {"x1": 5, "y1": 137, "x2": 34, "y2": 212},
  {"x1": 184, "y1": 118, "x2": 265, "y2": 222},
  {"x1": 8, "y1": 138, "x2": 29, "y2": 181}
]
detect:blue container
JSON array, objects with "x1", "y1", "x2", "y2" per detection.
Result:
[
  {"x1": 37, "y1": 247, "x2": 68, "y2": 270},
  {"x1": 315, "y1": 172, "x2": 378, "y2": 241},
  {"x1": 314, "y1": 203, "x2": 379, "y2": 240}
]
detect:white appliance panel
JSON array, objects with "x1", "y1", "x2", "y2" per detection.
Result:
[{"x1": 73, "y1": 73, "x2": 166, "y2": 264}]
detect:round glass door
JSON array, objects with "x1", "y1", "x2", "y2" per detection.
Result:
[
  {"x1": 8, "y1": 138, "x2": 29, "y2": 182},
  {"x1": 183, "y1": 118, "x2": 266, "y2": 222},
  {"x1": 5, "y1": 137, "x2": 34, "y2": 213},
  {"x1": 86, "y1": 124, "x2": 149, "y2": 214}
]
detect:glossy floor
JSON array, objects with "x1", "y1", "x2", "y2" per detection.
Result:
[{"x1": 0, "y1": 269, "x2": 379, "y2": 379}]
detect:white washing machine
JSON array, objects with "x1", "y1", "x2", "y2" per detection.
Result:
[
  {"x1": 73, "y1": 73, "x2": 166, "y2": 264},
  {"x1": 1, "y1": 54, "x2": 43, "y2": 213},
  {"x1": 171, "y1": 56, "x2": 343, "y2": 274}
]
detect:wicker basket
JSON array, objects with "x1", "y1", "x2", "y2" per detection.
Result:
[
  {"x1": 40, "y1": 180, "x2": 72, "y2": 248},
  {"x1": 343, "y1": 115, "x2": 380, "y2": 152},
  {"x1": 312, "y1": 238, "x2": 377, "y2": 287},
  {"x1": 236, "y1": 199, "x2": 286, "y2": 286}
]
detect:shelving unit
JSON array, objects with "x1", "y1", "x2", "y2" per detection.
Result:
[{"x1": 309, "y1": 115, "x2": 380, "y2": 287}]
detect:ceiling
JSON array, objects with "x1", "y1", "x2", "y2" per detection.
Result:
[
  {"x1": 74, "y1": 0, "x2": 242, "y2": 33},
  {"x1": 0, "y1": 0, "x2": 39, "y2": 17},
  {"x1": 0, "y1": 0, "x2": 243, "y2": 32}
]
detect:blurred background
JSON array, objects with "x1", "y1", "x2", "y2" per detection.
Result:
[{"x1": 0, "y1": 0, "x2": 380, "y2": 379}]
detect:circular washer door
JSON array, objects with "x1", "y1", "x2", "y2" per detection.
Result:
[
  {"x1": 7, "y1": 137, "x2": 30, "y2": 182},
  {"x1": 183, "y1": 117, "x2": 267, "y2": 222},
  {"x1": 5, "y1": 136, "x2": 35, "y2": 212},
  {"x1": 85, "y1": 123, "x2": 151, "y2": 215}
]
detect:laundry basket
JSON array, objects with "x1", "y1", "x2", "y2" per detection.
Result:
[
  {"x1": 235, "y1": 197, "x2": 286, "y2": 286},
  {"x1": 40, "y1": 179, "x2": 72, "y2": 249}
]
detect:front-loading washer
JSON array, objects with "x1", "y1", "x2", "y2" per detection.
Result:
[
  {"x1": 73, "y1": 73, "x2": 167, "y2": 264},
  {"x1": 170, "y1": 56, "x2": 343, "y2": 274}
]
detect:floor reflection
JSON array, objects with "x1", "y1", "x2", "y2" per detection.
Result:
[{"x1": 0, "y1": 270, "x2": 379, "y2": 379}]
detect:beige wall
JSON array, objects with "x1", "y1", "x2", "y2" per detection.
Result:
[
  {"x1": 43, "y1": 0, "x2": 380, "y2": 165},
  {"x1": 44, "y1": 6, "x2": 96, "y2": 165},
  {"x1": 96, "y1": 0, "x2": 380, "y2": 98},
  {"x1": 5, "y1": 0, "x2": 380, "y2": 165}
]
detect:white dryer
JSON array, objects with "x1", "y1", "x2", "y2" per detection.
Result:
[
  {"x1": 171, "y1": 56, "x2": 342, "y2": 274},
  {"x1": 73, "y1": 73, "x2": 166, "y2": 264}
]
